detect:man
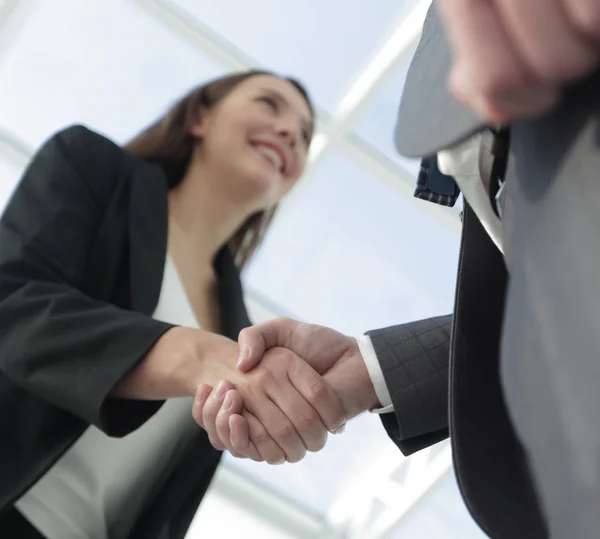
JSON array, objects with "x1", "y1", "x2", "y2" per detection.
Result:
[{"x1": 195, "y1": 2, "x2": 600, "y2": 537}]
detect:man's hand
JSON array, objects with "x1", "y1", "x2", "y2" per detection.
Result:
[
  {"x1": 192, "y1": 344, "x2": 346, "y2": 465},
  {"x1": 195, "y1": 318, "x2": 381, "y2": 462},
  {"x1": 438, "y1": 0, "x2": 600, "y2": 123}
]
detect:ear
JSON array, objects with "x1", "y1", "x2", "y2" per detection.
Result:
[{"x1": 188, "y1": 106, "x2": 212, "y2": 139}]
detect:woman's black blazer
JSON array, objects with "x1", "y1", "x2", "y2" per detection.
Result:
[{"x1": 0, "y1": 125, "x2": 251, "y2": 538}]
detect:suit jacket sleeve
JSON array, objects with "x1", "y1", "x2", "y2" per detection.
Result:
[
  {"x1": 0, "y1": 125, "x2": 174, "y2": 437},
  {"x1": 367, "y1": 315, "x2": 451, "y2": 455}
]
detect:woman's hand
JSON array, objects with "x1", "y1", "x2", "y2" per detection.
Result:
[
  {"x1": 192, "y1": 345, "x2": 347, "y2": 464},
  {"x1": 112, "y1": 326, "x2": 346, "y2": 464},
  {"x1": 196, "y1": 319, "x2": 383, "y2": 463}
]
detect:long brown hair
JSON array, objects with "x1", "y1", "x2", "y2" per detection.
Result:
[{"x1": 124, "y1": 70, "x2": 314, "y2": 270}]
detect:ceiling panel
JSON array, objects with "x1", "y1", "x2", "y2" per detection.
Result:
[
  {"x1": 0, "y1": 0, "x2": 227, "y2": 147},
  {"x1": 243, "y1": 147, "x2": 460, "y2": 336},
  {"x1": 169, "y1": 0, "x2": 420, "y2": 114},
  {"x1": 351, "y1": 58, "x2": 420, "y2": 178}
]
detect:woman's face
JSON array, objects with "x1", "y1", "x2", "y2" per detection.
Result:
[{"x1": 190, "y1": 74, "x2": 314, "y2": 211}]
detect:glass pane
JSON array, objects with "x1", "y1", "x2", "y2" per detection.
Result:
[
  {"x1": 187, "y1": 489, "x2": 298, "y2": 539},
  {"x1": 352, "y1": 55, "x2": 464, "y2": 219},
  {"x1": 0, "y1": 0, "x2": 227, "y2": 147},
  {"x1": 223, "y1": 407, "x2": 398, "y2": 517},
  {"x1": 169, "y1": 0, "x2": 421, "y2": 113},
  {"x1": 351, "y1": 59, "x2": 420, "y2": 178},
  {"x1": 244, "y1": 148, "x2": 460, "y2": 336},
  {"x1": 389, "y1": 470, "x2": 488, "y2": 538}
]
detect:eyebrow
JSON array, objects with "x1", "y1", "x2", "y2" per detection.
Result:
[{"x1": 260, "y1": 88, "x2": 314, "y2": 137}]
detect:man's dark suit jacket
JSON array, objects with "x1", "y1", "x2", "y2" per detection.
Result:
[
  {"x1": 0, "y1": 125, "x2": 251, "y2": 538},
  {"x1": 368, "y1": 5, "x2": 550, "y2": 539},
  {"x1": 372, "y1": 202, "x2": 546, "y2": 539}
]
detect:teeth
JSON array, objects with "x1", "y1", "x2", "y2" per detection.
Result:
[{"x1": 256, "y1": 145, "x2": 283, "y2": 172}]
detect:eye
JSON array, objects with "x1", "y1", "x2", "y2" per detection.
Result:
[
  {"x1": 258, "y1": 96, "x2": 278, "y2": 111},
  {"x1": 302, "y1": 130, "x2": 311, "y2": 145}
]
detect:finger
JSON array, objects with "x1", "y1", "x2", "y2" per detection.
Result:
[
  {"x1": 229, "y1": 414, "x2": 256, "y2": 457},
  {"x1": 496, "y1": 0, "x2": 599, "y2": 83},
  {"x1": 225, "y1": 412, "x2": 263, "y2": 462},
  {"x1": 283, "y1": 357, "x2": 346, "y2": 450},
  {"x1": 244, "y1": 391, "x2": 307, "y2": 463},
  {"x1": 448, "y1": 65, "x2": 560, "y2": 123},
  {"x1": 237, "y1": 318, "x2": 301, "y2": 372},
  {"x1": 215, "y1": 390, "x2": 246, "y2": 458},
  {"x1": 192, "y1": 384, "x2": 213, "y2": 430},
  {"x1": 564, "y1": 0, "x2": 600, "y2": 47},
  {"x1": 201, "y1": 380, "x2": 235, "y2": 452},
  {"x1": 439, "y1": 0, "x2": 555, "y2": 123},
  {"x1": 243, "y1": 411, "x2": 287, "y2": 465}
]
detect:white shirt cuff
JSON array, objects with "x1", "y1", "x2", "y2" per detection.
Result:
[{"x1": 355, "y1": 335, "x2": 395, "y2": 414}]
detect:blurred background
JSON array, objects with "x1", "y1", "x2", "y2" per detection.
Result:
[{"x1": 0, "y1": 0, "x2": 486, "y2": 537}]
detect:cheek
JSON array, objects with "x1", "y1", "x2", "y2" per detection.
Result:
[{"x1": 288, "y1": 153, "x2": 307, "y2": 183}]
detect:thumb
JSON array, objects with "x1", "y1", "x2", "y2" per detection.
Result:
[
  {"x1": 236, "y1": 335, "x2": 265, "y2": 373},
  {"x1": 236, "y1": 318, "x2": 300, "y2": 372}
]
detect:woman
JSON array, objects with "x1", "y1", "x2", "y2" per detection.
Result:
[{"x1": 0, "y1": 71, "x2": 346, "y2": 539}]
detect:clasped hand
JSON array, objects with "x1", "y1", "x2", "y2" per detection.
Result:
[
  {"x1": 439, "y1": 0, "x2": 600, "y2": 123},
  {"x1": 192, "y1": 319, "x2": 379, "y2": 464}
]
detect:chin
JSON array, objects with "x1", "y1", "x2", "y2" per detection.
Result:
[{"x1": 235, "y1": 172, "x2": 279, "y2": 209}]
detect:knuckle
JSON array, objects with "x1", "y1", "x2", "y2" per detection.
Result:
[
  {"x1": 570, "y1": 1, "x2": 600, "y2": 42},
  {"x1": 215, "y1": 421, "x2": 229, "y2": 439},
  {"x1": 275, "y1": 422, "x2": 296, "y2": 441},
  {"x1": 254, "y1": 368, "x2": 276, "y2": 389},
  {"x1": 201, "y1": 399, "x2": 220, "y2": 421},
  {"x1": 250, "y1": 428, "x2": 272, "y2": 448},
  {"x1": 307, "y1": 379, "x2": 328, "y2": 402},
  {"x1": 530, "y1": 54, "x2": 588, "y2": 83},
  {"x1": 478, "y1": 67, "x2": 527, "y2": 99},
  {"x1": 295, "y1": 409, "x2": 319, "y2": 430},
  {"x1": 268, "y1": 347, "x2": 295, "y2": 363}
]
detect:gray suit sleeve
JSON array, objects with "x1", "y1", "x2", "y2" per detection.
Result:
[{"x1": 366, "y1": 315, "x2": 451, "y2": 455}]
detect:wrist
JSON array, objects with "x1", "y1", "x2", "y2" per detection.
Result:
[
  {"x1": 171, "y1": 329, "x2": 239, "y2": 396},
  {"x1": 324, "y1": 344, "x2": 380, "y2": 420},
  {"x1": 353, "y1": 348, "x2": 382, "y2": 412}
]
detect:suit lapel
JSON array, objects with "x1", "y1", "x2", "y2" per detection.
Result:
[
  {"x1": 128, "y1": 161, "x2": 169, "y2": 316},
  {"x1": 394, "y1": 4, "x2": 483, "y2": 157}
]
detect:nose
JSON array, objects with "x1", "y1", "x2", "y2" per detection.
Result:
[{"x1": 275, "y1": 117, "x2": 301, "y2": 148}]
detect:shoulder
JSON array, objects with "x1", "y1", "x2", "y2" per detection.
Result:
[
  {"x1": 43, "y1": 124, "x2": 132, "y2": 170},
  {"x1": 28, "y1": 124, "x2": 138, "y2": 202}
]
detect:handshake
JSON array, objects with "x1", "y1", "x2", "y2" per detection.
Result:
[{"x1": 191, "y1": 318, "x2": 381, "y2": 464}]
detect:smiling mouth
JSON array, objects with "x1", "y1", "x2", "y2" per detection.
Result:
[{"x1": 252, "y1": 143, "x2": 285, "y2": 173}]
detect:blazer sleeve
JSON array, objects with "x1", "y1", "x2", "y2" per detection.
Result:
[
  {"x1": 367, "y1": 315, "x2": 452, "y2": 455},
  {"x1": 0, "y1": 125, "x2": 174, "y2": 437}
]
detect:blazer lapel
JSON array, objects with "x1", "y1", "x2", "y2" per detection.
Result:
[
  {"x1": 128, "y1": 161, "x2": 169, "y2": 316},
  {"x1": 127, "y1": 157, "x2": 250, "y2": 335},
  {"x1": 214, "y1": 247, "x2": 251, "y2": 339}
]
